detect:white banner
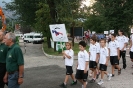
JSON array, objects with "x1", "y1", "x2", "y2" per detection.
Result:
[
  {"x1": 49, "y1": 24, "x2": 68, "y2": 42},
  {"x1": 92, "y1": 31, "x2": 96, "y2": 34},
  {"x1": 104, "y1": 31, "x2": 109, "y2": 34},
  {"x1": 110, "y1": 30, "x2": 114, "y2": 34}
]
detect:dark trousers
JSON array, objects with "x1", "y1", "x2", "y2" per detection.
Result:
[
  {"x1": 119, "y1": 51, "x2": 127, "y2": 69},
  {"x1": 0, "y1": 63, "x2": 6, "y2": 88}
]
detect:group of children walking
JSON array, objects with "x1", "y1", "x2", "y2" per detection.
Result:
[{"x1": 59, "y1": 29, "x2": 132, "y2": 88}]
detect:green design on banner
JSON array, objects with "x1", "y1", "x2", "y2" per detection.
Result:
[{"x1": 57, "y1": 42, "x2": 66, "y2": 52}]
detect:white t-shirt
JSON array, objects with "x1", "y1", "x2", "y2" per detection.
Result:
[
  {"x1": 89, "y1": 43, "x2": 100, "y2": 61},
  {"x1": 64, "y1": 49, "x2": 74, "y2": 66},
  {"x1": 108, "y1": 40, "x2": 119, "y2": 56},
  {"x1": 109, "y1": 34, "x2": 111, "y2": 38},
  {"x1": 99, "y1": 47, "x2": 109, "y2": 64},
  {"x1": 77, "y1": 50, "x2": 89, "y2": 70},
  {"x1": 106, "y1": 35, "x2": 109, "y2": 41},
  {"x1": 116, "y1": 35, "x2": 127, "y2": 50},
  {"x1": 96, "y1": 42, "x2": 100, "y2": 53},
  {"x1": 130, "y1": 34, "x2": 133, "y2": 52},
  {"x1": 126, "y1": 37, "x2": 129, "y2": 42}
]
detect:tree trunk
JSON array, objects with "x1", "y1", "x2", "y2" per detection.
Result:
[
  {"x1": 72, "y1": 26, "x2": 74, "y2": 46},
  {"x1": 47, "y1": 0, "x2": 57, "y2": 51},
  {"x1": 47, "y1": 36, "x2": 51, "y2": 48}
]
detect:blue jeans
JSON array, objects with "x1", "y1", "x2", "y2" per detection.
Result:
[{"x1": 8, "y1": 72, "x2": 20, "y2": 88}]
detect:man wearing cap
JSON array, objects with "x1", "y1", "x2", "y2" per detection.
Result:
[
  {"x1": 3, "y1": 32, "x2": 24, "y2": 88},
  {"x1": 0, "y1": 31, "x2": 8, "y2": 88}
]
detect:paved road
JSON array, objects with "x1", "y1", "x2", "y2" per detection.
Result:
[
  {"x1": 5, "y1": 43, "x2": 133, "y2": 88},
  {"x1": 21, "y1": 65, "x2": 103, "y2": 88}
]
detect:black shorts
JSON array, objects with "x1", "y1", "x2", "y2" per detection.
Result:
[
  {"x1": 75, "y1": 70, "x2": 88, "y2": 82},
  {"x1": 130, "y1": 51, "x2": 133, "y2": 59},
  {"x1": 89, "y1": 61, "x2": 97, "y2": 69},
  {"x1": 99, "y1": 64, "x2": 107, "y2": 71},
  {"x1": 110, "y1": 56, "x2": 119, "y2": 65},
  {"x1": 66, "y1": 66, "x2": 73, "y2": 75}
]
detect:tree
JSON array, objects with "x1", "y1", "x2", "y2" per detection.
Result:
[
  {"x1": 5, "y1": 0, "x2": 87, "y2": 48},
  {"x1": 5, "y1": 0, "x2": 42, "y2": 25},
  {"x1": 84, "y1": 14, "x2": 108, "y2": 33},
  {"x1": 35, "y1": 0, "x2": 85, "y2": 48},
  {"x1": 89, "y1": 0, "x2": 133, "y2": 32}
]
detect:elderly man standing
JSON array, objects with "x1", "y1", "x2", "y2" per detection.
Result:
[
  {"x1": 3, "y1": 32, "x2": 24, "y2": 88},
  {"x1": 0, "y1": 31, "x2": 8, "y2": 88}
]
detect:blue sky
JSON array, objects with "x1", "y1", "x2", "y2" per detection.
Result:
[{"x1": 0, "y1": 0, "x2": 11, "y2": 7}]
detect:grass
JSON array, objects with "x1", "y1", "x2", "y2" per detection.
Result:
[{"x1": 43, "y1": 40, "x2": 89, "y2": 56}]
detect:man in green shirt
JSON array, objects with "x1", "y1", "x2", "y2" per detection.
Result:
[
  {"x1": 3, "y1": 32, "x2": 24, "y2": 88},
  {"x1": 0, "y1": 31, "x2": 8, "y2": 88}
]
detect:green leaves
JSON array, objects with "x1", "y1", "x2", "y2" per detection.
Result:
[
  {"x1": 84, "y1": 0, "x2": 133, "y2": 33},
  {"x1": 6, "y1": 0, "x2": 42, "y2": 25},
  {"x1": 35, "y1": 0, "x2": 84, "y2": 33}
]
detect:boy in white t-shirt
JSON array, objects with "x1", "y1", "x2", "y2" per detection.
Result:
[
  {"x1": 59, "y1": 42, "x2": 77, "y2": 88},
  {"x1": 75, "y1": 41, "x2": 89, "y2": 88},
  {"x1": 117, "y1": 30, "x2": 128, "y2": 69},
  {"x1": 108, "y1": 34, "x2": 121, "y2": 77},
  {"x1": 129, "y1": 34, "x2": 133, "y2": 69},
  {"x1": 89, "y1": 37, "x2": 100, "y2": 83},
  {"x1": 97, "y1": 39, "x2": 111, "y2": 85}
]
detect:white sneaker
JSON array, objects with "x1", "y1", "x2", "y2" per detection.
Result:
[
  {"x1": 86, "y1": 81, "x2": 88, "y2": 85},
  {"x1": 82, "y1": 82, "x2": 87, "y2": 88},
  {"x1": 82, "y1": 85, "x2": 84, "y2": 88},
  {"x1": 98, "y1": 80, "x2": 104, "y2": 85},
  {"x1": 107, "y1": 74, "x2": 111, "y2": 80}
]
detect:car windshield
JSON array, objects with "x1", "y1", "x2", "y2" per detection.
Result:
[{"x1": 34, "y1": 36, "x2": 41, "y2": 38}]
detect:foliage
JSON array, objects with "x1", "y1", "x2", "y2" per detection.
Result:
[
  {"x1": 84, "y1": 0, "x2": 133, "y2": 33},
  {"x1": 34, "y1": 0, "x2": 86, "y2": 48},
  {"x1": 35, "y1": 3, "x2": 52, "y2": 37},
  {"x1": 5, "y1": 0, "x2": 42, "y2": 25},
  {"x1": 84, "y1": 14, "x2": 108, "y2": 33},
  {"x1": 35, "y1": 0, "x2": 85, "y2": 32}
]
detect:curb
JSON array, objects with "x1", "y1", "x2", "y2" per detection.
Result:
[{"x1": 42, "y1": 44, "x2": 78, "y2": 59}]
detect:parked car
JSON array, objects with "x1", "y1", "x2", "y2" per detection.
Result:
[{"x1": 24, "y1": 33, "x2": 43, "y2": 44}]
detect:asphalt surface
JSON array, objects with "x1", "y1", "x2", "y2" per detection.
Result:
[{"x1": 21, "y1": 65, "x2": 103, "y2": 88}]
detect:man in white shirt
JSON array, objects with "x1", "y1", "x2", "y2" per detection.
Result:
[
  {"x1": 117, "y1": 30, "x2": 127, "y2": 69},
  {"x1": 108, "y1": 34, "x2": 121, "y2": 77}
]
